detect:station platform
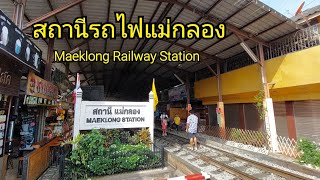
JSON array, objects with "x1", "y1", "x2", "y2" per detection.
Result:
[{"x1": 154, "y1": 127, "x2": 320, "y2": 180}]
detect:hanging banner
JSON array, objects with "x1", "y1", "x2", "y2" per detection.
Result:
[
  {"x1": 0, "y1": 10, "x2": 43, "y2": 72},
  {"x1": 0, "y1": 56, "x2": 22, "y2": 96},
  {"x1": 26, "y1": 72, "x2": 58, "y2": 100}
]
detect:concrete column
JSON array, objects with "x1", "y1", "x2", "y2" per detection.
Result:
[
  {"x1": 259, "y1": 44, "x2": 278, "y2": 152},
  {"x1": 285, "y1": 101, "x2": 297, "y2": 140}
]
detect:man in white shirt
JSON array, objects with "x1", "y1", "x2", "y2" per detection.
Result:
[{"x1": 186, "y1": 110, "x2": 198, "y2": 150}]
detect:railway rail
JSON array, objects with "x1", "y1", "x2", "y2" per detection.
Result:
[{"x1": 154, "y1": 130, "x2": 314, "y2": 180}]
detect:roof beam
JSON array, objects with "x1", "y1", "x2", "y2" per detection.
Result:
[
  {"x1": 256, "y1": 20, "x2": 288, "y2": 36},
  {"x1": 235, "y1": 34, "x2": 260, "y2": 64},
  {"x1": 104, "y1": 0, "x2": 111, "y2": 52},
  {"x1": 137, "y1": 3, "x2": 174, "y2": 53},
  {"x1": 159, "y1": 39, "x2": 215, "y2": 59},
  {"x1": 172, "y1": 11, "x2": 274, "y2": 74},
  {"x1": 45, "y1": 0, "x2": 71, "y2": 49},
  {"x1": 116, "y1": 2, "x2": 175, "y2": 92},
  {"x1": 23, "y1": 0, "x2": 87, "y2": 30},
  {"x1": 146, "y1": 0, "x2": 269, "y2": 47},
  {"x1": 130, "y1": 1, "x2": 188, "y2": 74},
  {"x1": 111, "y1": 0, "x2": 139, "y2": 94},
  {"x1": 222, "y1": 2, "x2": 252, "y2": 23},
  {"x1": 79, "y1": 2, "x2": 96, "y2": 85}
]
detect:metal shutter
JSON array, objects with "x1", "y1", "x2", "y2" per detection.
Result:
[
  {"x1": 224, "y1": 104, "x2": 240, "y2": 128},
  {"x1": 244, "y1": 103, "x2": 263, "y2": 131},
  {"x1": 273, "y1": 102, "x2": 288, "y2": 137},
  {"x1": 294, "y1": 100, "x2": 320, "y2": 143}
]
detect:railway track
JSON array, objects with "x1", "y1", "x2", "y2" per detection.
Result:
[{"x1": 154, "y1": 130, "x2": 312, "y2": 180}]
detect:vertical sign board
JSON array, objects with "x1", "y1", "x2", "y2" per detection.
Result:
[{"x1": 0, "y1": 10, "x2": 43, "y2": 72}]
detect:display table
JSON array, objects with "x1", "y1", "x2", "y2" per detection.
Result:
[{"x1": 22, "y1": 137, "x2": 62, "y2": 180}]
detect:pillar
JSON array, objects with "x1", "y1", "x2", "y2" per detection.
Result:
[
  {"x1": 149, "y1": 91, "x2": 154, "y2": 145},
  {"x1": 216, "y1": 60, "x2": 226, "y2": 138},
  {"x1": 259, "y1": 44, "x2": 278, "y2": 152},
  {"x1": 44, "y1": 38, "x2": 55, "y2": 81},
  {"x1": 285, "y1": 101, "x2": 297, "y2": 140},
  {"x1": 185, "y1": 74, "x2": 191, "y2": 112},
  {"x1": 72, "y1": 87, "x2": 83, "y2": 147},
  {"x1": 12, "y1": 0, "x2": 27, "y2": 29}
]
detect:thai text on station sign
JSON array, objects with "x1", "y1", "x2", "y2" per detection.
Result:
[{"x1": 85, "y1": 105, "x2": 147, "y2": 124}]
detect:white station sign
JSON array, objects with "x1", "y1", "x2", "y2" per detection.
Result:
[
  {"x1": 79, "y1": 101, "x2": 150, "y2": 130},
  {"x1": 73, "y1": 88, "x2": 154, "y2": 145}
]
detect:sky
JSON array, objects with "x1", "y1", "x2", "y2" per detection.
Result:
[{"x1": 261, "y1": 0, "x2": 320, "y2": 17}]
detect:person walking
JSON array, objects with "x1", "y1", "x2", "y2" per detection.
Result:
[
  {"x1": 160, "y1": 112, "x2": 167, "y2": 127},
  {"x1": 162, "y1": 117, "x2": 168, "y2": 136},
  {"x1": 186, "y1": 110, "x2": 198, "y2": 150}
]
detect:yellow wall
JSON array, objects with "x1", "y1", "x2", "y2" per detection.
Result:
[{"x1": 195, "y1": 46, "x2": 320, "y2": 105}]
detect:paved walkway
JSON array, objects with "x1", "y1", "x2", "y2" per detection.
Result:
[{"x1": 38, "y1": 167, "x2": 59, "y2": 180}]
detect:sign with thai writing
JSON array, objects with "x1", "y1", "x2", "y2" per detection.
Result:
[
  {"x1": 0, "y1": 56, "x2": 22, "y2": 96},
  {"x1": 23, "y1": 95, "x2": 57, "y2": 106},
  {"x1": 79, "y1": 101, "x2": 151, "y2": 130},
  {"x1": 0, "y1": 10, "x2": 43, "y2": 72},
  {"x1": 26, "y1": 72, "x2": 58, "y2": 100}
]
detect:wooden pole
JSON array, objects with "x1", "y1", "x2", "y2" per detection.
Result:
[
  {"x1": 44, "y1": 38, "x2": 55, "y2": 81},
  {"x1": 216, "y1": 60, "x2": 225, "y2": 138},
  {"x1": 185, "y1": 74, "x2": 191, "y2": 112},
  {"x1": 12, "y1": 0, "x2": 27, "y2": 29},
  {"x1": 23, "y1": 0, "x2": 87, "y2": 30}
]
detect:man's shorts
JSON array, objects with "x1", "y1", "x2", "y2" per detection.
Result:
[{"x1": 187, "y1": 132, "x2": 197, "y2": 139}]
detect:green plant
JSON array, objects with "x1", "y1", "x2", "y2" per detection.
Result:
[
  {"x1": 254, "y1": 90, "x2": 267, "y2": 121},
  {"x1": 64, "y1": 160, "x2": 88, "y2": 180},
  {"x1": 120, "y1": 131, "x2": 131, "y2": 144},
  {"x1": 129, "y1": 133, "x2": 140, "y2": 145},
  {"x1": 100, "y1": 129, "x2": 121, "y2": 147},
  {"x1": 64, "y1": 129, "x2": 107, "y2": 179},
  {"x1": 64, "y1": 130, "x2": 161, "y2": 178},
  {"x1": 297, "y1": 138, "x2": 320, "y2": 167}
]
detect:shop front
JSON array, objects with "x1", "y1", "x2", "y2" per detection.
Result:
[
  {"x1": 23, "y1": 72, "x2": 59, "y2": 144},
  {"x1": 0, "y1": 9, "x2": 44, "y2": 177},
  {"x1": 0, "y1": 55, "x2": 22, "y2": 175}
]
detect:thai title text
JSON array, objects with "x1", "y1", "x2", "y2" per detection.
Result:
[{"x1": 32, "y1": 12, "x2": 226, "y2": 40}]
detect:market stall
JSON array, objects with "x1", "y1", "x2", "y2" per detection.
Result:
[
  {"x1": 22, "y1": 71, "x2": 59, "y2": 146},
  {"x1": 0, "y1": 9, "x2": 44, "y2": 176}
]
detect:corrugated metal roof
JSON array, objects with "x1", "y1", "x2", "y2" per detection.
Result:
[{"x1": 0, "y1": 0, "x2": 304, "y2": 95}]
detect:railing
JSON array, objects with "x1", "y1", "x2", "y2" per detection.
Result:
[
  {"x1": 198, "y1": 126, "x2": 271, "y2": 149},
  {"x1": 197, "y1": 125, "x2": 301, "y2": 158},
  {"x1": 57, "y1": 144, "x2": 164, "y2": 180},
  {"x1": 277, "y1": 136, "x2": 300, "y2": 158},
  {"x1": 223, "y1": 24, "x2": 320, "y2": 73},
  {"x1": 265, "y1": 23, "x2": 320, "y2": 60}
]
